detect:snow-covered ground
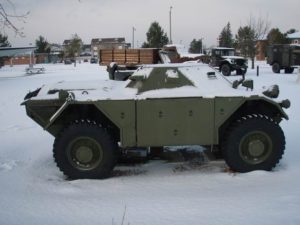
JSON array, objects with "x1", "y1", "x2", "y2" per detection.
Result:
[{"x1": 0, "y1": 62, "x2": 299, "y2": 225}]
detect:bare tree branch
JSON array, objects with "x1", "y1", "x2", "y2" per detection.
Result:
[
  {"x1": 246, "y1": 14, "x2": 271, "y2": 68},
  {"x1": 0, "y1": 0, "x2": 29, "y2": 37},
  {"x1": 248, "y1": 14, "x2": 271, "y2": 41}
]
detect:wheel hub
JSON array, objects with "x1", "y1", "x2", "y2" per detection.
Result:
[
  {"x1": 67, "y1": 137, "x2": 103, "y2": 170},
  {"x1": 248, "y1": 140, "x2": 265, "y2": 157},
  {"x1": 75, "y1": 146, "x2": 94, "y2": 163},
  {"x1": 239, "y1": 131, "x2": 272, "y2": 165}
]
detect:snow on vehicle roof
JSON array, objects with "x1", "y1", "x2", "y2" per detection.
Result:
[
  {"x1": 32, "y1": 63, "x2": 260, "y2": 102},
  {"x1": 134, "y1": 63, "x2": 257, "y2": 99}
]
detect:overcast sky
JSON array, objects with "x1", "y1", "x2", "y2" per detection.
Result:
[{"x1": 3, "y1": 0, "x2": 300, "y2": 48}]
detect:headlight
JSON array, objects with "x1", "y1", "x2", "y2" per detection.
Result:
[{"x1": 280, "y1": 99, "x2": 291, "y2": 109}]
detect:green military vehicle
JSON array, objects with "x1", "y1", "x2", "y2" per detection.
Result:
[
  {"x1": 267, "y1": 44, "x2": 300, "y2": 73},
  {"x1": 22, "y1": 64, "x2": 290, "y2": 179},
  {"x1": 209, "y1": 47, "x2": 248, "y2": 76}
]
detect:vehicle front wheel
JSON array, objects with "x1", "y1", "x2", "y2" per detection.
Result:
[
  {"x1": 222, "y1": 115, "x2": 285, "y2": 172},
  {"x1": 221, "y1": 64, "x2": 231, "y2": 76},
  {"x1": 53, "y1": 121, "x2": 118, "y2": 179}
]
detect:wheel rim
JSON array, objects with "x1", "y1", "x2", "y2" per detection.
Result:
[
  {"x1": 239, "y1": 131, "x2": 273, "y2": 165},
  {"x1": 67, "y1": 137, "x2": 103, "y2": 170}
]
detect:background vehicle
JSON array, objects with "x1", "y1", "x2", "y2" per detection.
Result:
[
  {"x1": 90, "y1": 57, "x2": 98, "y2": 64},
  {"x1": 64, "y1": 59, "x2": 72, "y2": 65},
  {"x1": 101, "y1": 46, "x2": 209, "y2": 80},
  {"x1": 22, "y1": 64, "x2": 290, "y2": 179},
  {"x1": 209, "y1": 47, "x2": 248, "y2": 76},
  {"x1": 267, "y1": 44, "x2": 300, "y2": 74}
]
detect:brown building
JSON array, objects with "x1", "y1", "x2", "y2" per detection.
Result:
[
  {"x1": 4, "y1": 55, "x2": 35, "y2": 66},
  {"x1": 256, "y1": 39, "x2": 268, "y2": 61},
  {"x1": 256, "y1": 31, "x2": 300, "y2": 61}
]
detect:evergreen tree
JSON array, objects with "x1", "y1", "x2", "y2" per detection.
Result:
[
  {"x1": 142, "y1": 22, "x2": 169, "y2": 48},
  {"x1": 0, "y1": 33, "x2": 11, "y2": 47},
  {"x1": 219, "y1": 22, "x2": 234, "y2": 48},
  {"x1": 189, "y1": 39, "x2": 203, "y2": 53},
  {"x1": 35, "y1": 36, "x2": 51, "y2": 53},
  {"x1": 267, "y1": 28, "x2": 288, "y2": 45},
  {"x1": 0, "y1": 33, "x2": 10, "y2": 67},
  {"x1": 235, "y1": 26, "x2": 256, "y2": 59}
]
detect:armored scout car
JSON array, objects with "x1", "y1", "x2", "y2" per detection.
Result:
[{"x1": 22, "y1": 63, "x2": 290, "y2": 179}]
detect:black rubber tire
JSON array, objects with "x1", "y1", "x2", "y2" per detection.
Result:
[
  {"x1": 284, "y1": 67, "x2": 294, "y2": 74},
  {"x1": 272, "y1": 63, "x2": 281, "y2": 73},
  {"x1": 221, "y1": 64, "x2": 231, "y2": 76},
  {"x1": 222, "y1": 115, "x2": 285, "y2": 172},
  {"x1": 53, "y1": 121, "x2": 118, "y2": 179}
]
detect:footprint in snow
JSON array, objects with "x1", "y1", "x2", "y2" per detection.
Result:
[
  {"x1": 0, "y1": 125, "x2": 35, "y2": 133},
  {"x1": 0, "y1": 160, "x2": 19, "y2": 172}
]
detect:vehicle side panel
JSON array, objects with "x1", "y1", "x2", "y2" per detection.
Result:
[
  {"x1": 24, "y1": 99, "x2": 63, "y2": 128},
  {"x1": 282, "y1": 47, "x2": 290, "y2": 67},
  {"x1": 213, "y1": 97, "x2": 245, "y2": 143},
  {"x1": 95, "y1": 100, "x2": 136, "y2": 147},
  {"x1": 136, "y1": 98, "x2": 214, "y2": 146}
]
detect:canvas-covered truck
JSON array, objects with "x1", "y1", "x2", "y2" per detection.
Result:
[
  {"x1": 267, "y1": 44, "x2": 300, "y2": 74},
  {"x1": 22, "y1": 63, "x2": 290, "y2": 179},
  {"x1": 99, "y1": 48, "x2": 161, "y2": 66},
  {"x1": 100, "y1": 48, "x2": 160, "y2": 80},
  {"x1": 101, "y1": 46, "x2": 209, "y2": 80}
]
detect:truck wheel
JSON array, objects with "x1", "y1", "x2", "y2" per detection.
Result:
[
  {"x1": 221, "y1": 64, "x2": 231, "y2": 76},
  {"x1": 284, "y1": 67, "x2": 294, "y2": 74},
  {"x1": 53, "y1": 121, "x2": 118, "y2": 179},
  {"x1": 272, "y1": 63, "x2": 281, "y2": 73},
  {"x1": 222, "y1": 115, "x2": 285, "y2": 172}
]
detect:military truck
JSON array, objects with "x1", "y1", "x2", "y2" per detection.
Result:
[
  {"x1": 267, "y1": 44, "x2": 300, "y2": 74},
  {"x1": 101, "y1": 46, "x2": 208, "y2": 81},
  {"x1": 22, "y1": 64, "x2": 290, "y2": 179},
  {"x1": 209, "y1": 47, "x2": 248, "y2": 76}
]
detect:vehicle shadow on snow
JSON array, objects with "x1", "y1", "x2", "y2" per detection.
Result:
[
  {"x1": 31, "y1": 149, "x2": 231, "y2": 181},
  {"x1": 112, "y1": 148, "x2": 228, "y2": 178}
]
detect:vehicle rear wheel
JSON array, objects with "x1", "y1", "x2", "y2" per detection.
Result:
[
  {"x1": 221, "y1": 64, "x2": 231, "y2": 76},
  {"x1": 53, "y1": 121, "x2": 118, "y2": 179},
  {"x1": 222, "y1": 115, "x2": 285, "y2": 172},
  {"x1": 284, "y1": 67, "x2": 294, "y2": 74},
  {"x1": 272, "y1": 63, "x2": 281, "y2": 73}
]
